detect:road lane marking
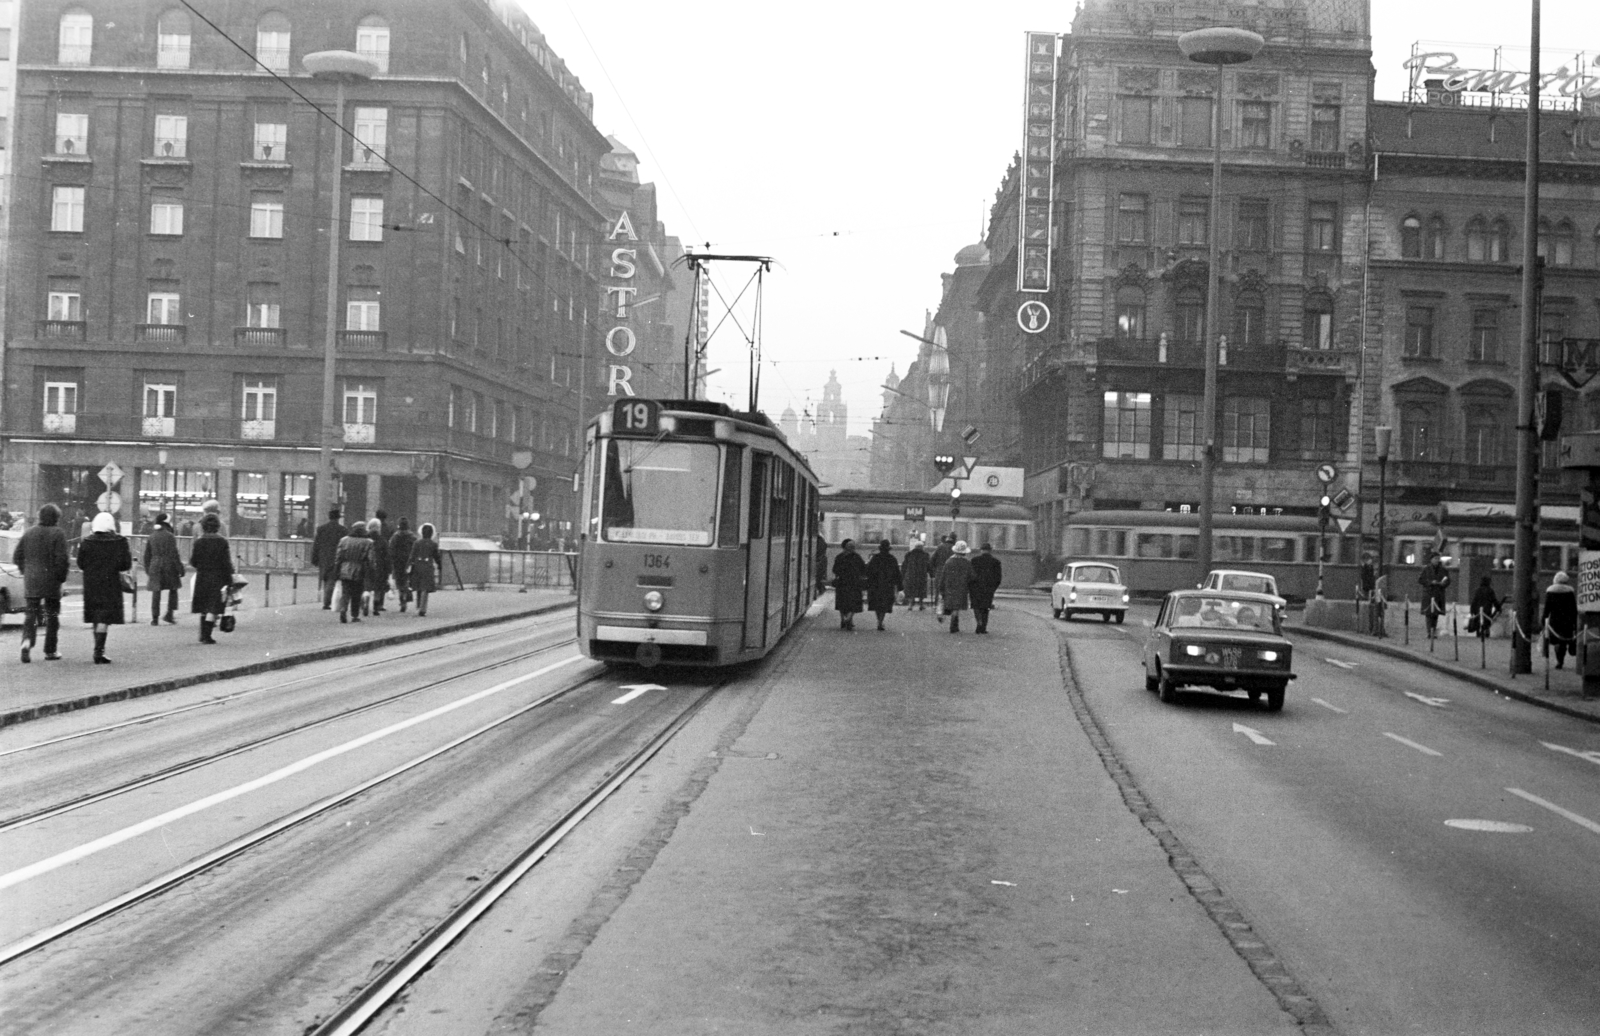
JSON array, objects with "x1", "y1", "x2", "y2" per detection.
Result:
[
  {"x1": 1311, "y1": 698, "x2": 1347, "y2": 714},
  {"x1": 612, "y1": 683, "x2": 666, "y2": 705},
  {"x1": 1325, "y1": 658, "x2": 1358, "y2": 670},
  {"x1": 1506, "y1": 788, "x2": 1600, "y2": 836},
  {"x1": 1383, "y1": 732, "x2": 1442, "y2": 757},
  {"x1": 1541, "y1": 741, "x2": 1600, "y2": 766},
  {"x1": 1444, "y1": 819, "x2": 1533, "y2": 833},
  {"x1": 1232, "y1": 723, "x2": 1275, "y2": 746},
  {"x1": 1404, "y1": 692, "x2": 1450, "y2": 708},
  {"x1": 0, "y1": 654, "x2": 588, "y2": 892}
]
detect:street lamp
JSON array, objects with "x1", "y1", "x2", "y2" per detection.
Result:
[
  {"x1": 1178, "y1": 26, "x2": 1263, "y2": 581},
  {"x1": 304, "y1": 50, "x2": 378, "y2": 524},
  {"x1": 925, "y1": 326, "x2": 951, "y2": 433},
  {"x1": 1375, "y1": 425, "x2": 1391, "y2": 636}
]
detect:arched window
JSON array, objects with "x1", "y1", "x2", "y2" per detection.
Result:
[
  {"x1": 1400, "y1": 215, "x2": 1422, "y2": 258},
  {"x1": 1426, "y1": 215, "x2": 1446, "y2": 260},
  {"x1": 356, "y1": 15, "x2": 390, "y2": 73},
  {"x1": 157, "y1": 9, "x2": 191, "y2": 69},
  {"x1": 1303, "y1": 292, "x2": 1334, "y2": 350},
  {"x1": 1461, "y1": 387, "x2": 1512, "y2": 467},
  {"x1": 1114, "y1": 286, "x2": 1146, "y2": 340},
  {"x1": 1465, "y1": 216, "x2": 1487, "y2": 261},
  {"x1": 256, "y1": 12, "x2": 291, "y2": 72},
  {"x1": 59, "y1": 9, "x2": 93, "y2": 65},
  {"x1": 1490, "y1": 218, "x2": 1510, "y2": 262},
  {"x1": 1552, "y1": 219, "x2": 1575, "y2": 265},
  {"x1": 1175, "y1": 286, "x2": 1205, "y2": 344},
  {"x1": 1399, "y1": 400, "x2": 1439, "y2": 461},
  {"x1": 1233, "y1": 291, "x2": 1265, "y2": 346}
]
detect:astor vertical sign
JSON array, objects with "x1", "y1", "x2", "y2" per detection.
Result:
[
  {"x1": 1018, "y1": 32, "x2": 1057, "y2": 294},
  {"x1": 604, "y1": 211, "x2": 638, "y2": 396}
]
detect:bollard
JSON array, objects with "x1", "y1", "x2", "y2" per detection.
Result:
[
  {"x1": 1403, "y1": 596, "x2": 1411, "y2": 646},
  {"x1": 1451, "y1": 608, "x2": 1459, "y2": 662},
  {"x1": 292, "y1": 571, "x2": 299, "y2": 605},
  {"x1": 264, "y1": 571, "x2": 271, "y2": 608}
]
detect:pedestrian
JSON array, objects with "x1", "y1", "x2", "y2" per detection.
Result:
[
  {"x1": 334, "y1": 523, "x2": 372, "y2": 624},
  {"x1": 77, "y1": 512, "x2": 132, "y2": 663},
  {"x1": 814, "y1": 532, "x2": 829, "y2": 594},
  {"x1": 930, "y1": 533, "x2": 956, "y2": 622},
  {"x1": 1468, "y1": 575, "x2": 1501, "y2": 637},
  {"x1": 1541, "y1": 571, "x2": 1578, "y2": 669},
  {"x1": 409, "y1": 523, "x2": 440, "y2": 617},
  {"x1": 830, "y1": 537, "x2": 867, "y2": 630},
  {"x1": 389, "y1": 518, "x2": 417, "y2": 613},
  {"x1": 13, "y1": 502, "x2": 70, "y2": 662},
  {"x1": 901, "y1": 538, "x2": 931, "y2": 610},
  {"x1": 142, "y1": 512, "x2": 184, "y2": 626},
  {"x1": 200, "y1": 498, "x2": 229, "y2": 537},
  {"x1": 1417, "y1": 552, "x2": 1451, "y2": 637},
  {"x1": 374, "y1": 509, "x2": 393, "y2": 544},
  {"x1": 938, "y1": 539, "x2": 974, "y2": 633},
  {"x1": 864, "y1": 539, "x2": 901, "y2": 631},
  {"x1": 366, "y1": 518, "x2": 391, "y2": 614},
  {"x1": 310, "y1": 507, "x2": 345, "y2": 610},
  {"x1": 969, "y1": 542, "x2": 1004, "y2": 634},
  {"x1": 189, "y1": 512, "x2": 235, "y2": 645}
]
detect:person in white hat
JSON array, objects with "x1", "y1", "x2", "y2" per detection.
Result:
[
  {"x1": 76, "y1": 512, "x2": 132, "y2": 663},
  {"x1": 937, "y1": 540, "x2": 974, "y2": 633}
]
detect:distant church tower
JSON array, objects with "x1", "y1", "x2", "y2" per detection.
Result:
[{"x1": 816, "y1": 370, "x2": 847, "y2": 448}]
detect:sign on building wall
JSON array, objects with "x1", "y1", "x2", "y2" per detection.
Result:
[
  {"x1": 604, "y1": 211, "x2": 638, "y2": 396},
  {"x1": 1017, "y1": 31, "x2": 1057, "y2": 294}
]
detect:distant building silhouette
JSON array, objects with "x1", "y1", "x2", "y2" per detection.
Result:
[{"x1": 780, "y1": 372, "x2": 871, "y2": 489}]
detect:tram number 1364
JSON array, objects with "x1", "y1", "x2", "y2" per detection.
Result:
[
  {"x1": 614, "y1": 398, "x2": 659, "y2": 434},
  {"x1": 643, "y1": 554, "x2": 671, "y2": 569}
]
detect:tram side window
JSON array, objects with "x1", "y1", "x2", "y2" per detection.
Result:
[
  {"x1": 600, "y1": 439, "x2": 720, "y2": 545},
  {"x1": 748, "y1": 453, "x2": 770, "y2": 539},
  {"x1": 718, "y1": 445, "x2": 744, "y2": 545},
  {"x1": 1215, "y1": 535, "x2": 1255, "y2": 562},
  {"x1": 1260, "y1": 536, "x2": 1296, "y2": 563},
  {"x1": 1094, "y1": 529, "x2": 1128, "y2": 557},
  {"x1": 1136, "y1": 532, "x2": 1173, "y2": 558},
  {"x1": 1176, "y1": 534, "x2": 1197, "y2": 560},
  {"x1": 1013, "y1": 523, "x2": 1032, "y2": 551},
  {"x1": 1538, "y1": 545, "x2": 1564, "y2": 572},
  {"x1": 771, "y1": 463, "x2": 793, "y2": 538},
  {"x1": 584, "y1": 435, "x2": 603, "y2": 539}
]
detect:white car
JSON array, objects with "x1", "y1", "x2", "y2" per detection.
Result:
[
  {"x1": 1199, "y1": 569, "x2": 1287, "y2": 615},
  {"x1": 1051, "y1": 562, "x2": 1129, "y2": 623}
]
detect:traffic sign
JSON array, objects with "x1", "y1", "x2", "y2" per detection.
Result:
[
  {"x1": 1331, "y1": 487, "x2": 1353, "y2": 510},
  {"x1": 903, "y1": 505, "x2": 926, "y2": 522},
  {"x1": 97, "y1": 491, "x2": 121, "y2": 513},
  {"x1": 1315, "y1": 463, "x2": 1337, "y2": 484},
  {"x1": 99, "y1": 462, "x2": 124, "y2": 487},
  {"x1": 1335, "y1": 517, "x2": 1353, "y2": 534},
  {"x1": 1016, "y1": 300, "x2": 1050, "y2": 334}
]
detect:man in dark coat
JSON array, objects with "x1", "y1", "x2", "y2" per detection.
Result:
[
  {"x1": 930, "y1": 533, "x2": 956, "y2": 622},
  {"x1": 310, "y1": 507, "x2": 346, "y2": 610},
  {"x1": 142, "y1": 511, "x2": 185, "y2": 625},
  {"x1": 830, "y1": 538, "x2": 868, "y2": 631},
  {"x1": 388, "y1": 518, "x2": 417, "y2": 613},
  {"x1": 969, "y1": 542, "x2": 1004, "y2": 634},
  {"x1": 1542, "y1": 571, "x2": 1579, "y2": 669},
  {"x1": 365, "y1": 518, "x2": 391, "y2": 614},
  {"x1": 1417, "y1": 552, "x2": 1451, "y2": 637},
  {"x1": 864, "y1": 539, "x2": 902, "y2": 631},
  {"x1": 901, "y1": 539, "x2": 931, "y2": 610},
  {"x1": 13, "y1": 503, "x2": 70, "y2": 662},
  {"x1": 334, "y1": 524, "x2": 373, "y2": 624},
  {"x1": 937, "y1": 540, "x2": 974, "y2": 633}
]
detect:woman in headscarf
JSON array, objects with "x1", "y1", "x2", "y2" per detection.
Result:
[
  {"x1": 409, "y1": 523, "x2": 441, "y2": 617},
  {"x1": 141, "y1": 511, "x2": 184, "y2": 625},
  {"x1": 830, "y1": 538, "x2": 868, "y2": 631},
  {"x1": 937, "y1": 540, "x2": 975, "y2": 634},
  {"x1": 334, "y1": 523, "x2": 372, "y2": 624},
  {"x1": 189, "y1": 512, "x2": 235, "y2": 644},
  {"x1": 365, "y1": 518, "x2": 391, "y2": 615},
  {"x1": 77, "y1": 512, "x2": 132, "y2": 663},
  {"x1": 864, "y1": 539, "x2": 902, "y2": 631},
  {"x1": 1542, "y1": 570, "x2": 1579, "y2": 669}
]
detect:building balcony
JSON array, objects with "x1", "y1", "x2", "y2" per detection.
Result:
[
  {"x1": 41, "y1": 413, "x2": 77, "y2": 434},
  {"x1": 1286, "y1": 345, "x2": 1358, "y2": 380},
  {"x1": 1388, "y1": 459, "x2": 1515, "y2": 492},
  {"x1": 135, "y1": 323, "x2": 186, "y2": 345},
  {"x1": 338, "y1": 329, "x2": 388, "y2": 351},
  {"x1": 235, "y1": 327, "x2": 286, "y2": 348},
  {"x1": 142, "y1": 416, "x2": 176, "y2": 437},
  {"x1": 39, "y1": 320, "x2": 87, "y2": 341},
  {"x1": 241, "y1": 419, "x2": 276, "y2": 441},
  {"x1": 1303, "y1": 150, "x2": 1347, "y2": 169},
  {"x1": 1093, "y1": 337, "x2": 1286, "y2": 371},
  {"x1": 342, "y1": 423, "x2": 376, "y2": 444},
  {"x1": 18, "y1": 411, "x2": 317, "y2": 442}
]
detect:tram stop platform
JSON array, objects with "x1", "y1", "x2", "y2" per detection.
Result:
[{"x1": 1, "y1": 586, "x2": 573, "y2": 729}]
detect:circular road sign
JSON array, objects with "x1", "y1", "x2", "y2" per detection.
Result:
[
  {"x1": 1315, "y1": 462, "x2": 1337, "y2": 484},
  {"x1": 1016, "y1": 300, "x2": 1051, "y2": 334},
  {"x1": 97, "y1": 491, "x2": 122, "y2": 513}
]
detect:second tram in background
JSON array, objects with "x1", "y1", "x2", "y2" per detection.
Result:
[
  {"x1": 820, "y1": 488, "x2": 1037, "y2": 589},
  {"x1": 576, "y1": 398, "x2": 820, "y2": 667}
]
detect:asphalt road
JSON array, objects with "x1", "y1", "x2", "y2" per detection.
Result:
[{"x1": 1034, "y1": 599, "x2": 1600, "y2": 1036}]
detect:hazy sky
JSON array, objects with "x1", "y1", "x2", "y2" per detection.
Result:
[{"x1": 526, "y1": 1, "x2": 1594, "y2": 436}]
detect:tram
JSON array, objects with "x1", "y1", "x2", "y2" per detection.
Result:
[
  {"x1": 819, "y1": 489, "x2": 1036, "y2": 589},
  {"x1": 576, "y1": 398, "x2": 821, "y2": 667}
]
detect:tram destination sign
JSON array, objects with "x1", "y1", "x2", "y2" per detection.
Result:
[{"x1": 612, "y1": 398, "x2": 660, "y2": 436}]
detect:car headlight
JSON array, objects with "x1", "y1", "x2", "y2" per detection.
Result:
[
  {"x1": 1184, "y1": 644, "x2": 1205, "y2": 657},
  {"x1": 1068, "y1": 589, "x2": 1077, "y2": 601},
  {"x1": 1122, "y1": 593, "x2": 1130, "y2": 603},
  {"x1": 643, "y1": 590, "x2": 664, "y2": 612},
  {"x1": 1258, "y1": 649, "x2": 1279, "y2": 662}
]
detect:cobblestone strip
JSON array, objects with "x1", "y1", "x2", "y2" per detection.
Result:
[{"x1": 1053, "y1": 629, "x2": 1338, "y2": 1035}]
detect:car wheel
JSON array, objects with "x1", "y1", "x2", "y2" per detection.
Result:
[
  {"x1": 1144, "y1": 666, "x2": 1159, "y2": 691},
  {"x1": 1264, "y1": 683, "x2": 1286, "y2": 712},
  {"x1": 1102, "y1": 612, "x2": 1112, "y2": 623},
  {"x1": 1114, "y1": 612, "x2": 1125, "y2": 624},
  {"x1": 1157, "y1": 667, "x2": 1178, "y2": 704},
  {"x1": 1052, "y1": 604, "x2": 1063, "y2": 619}
]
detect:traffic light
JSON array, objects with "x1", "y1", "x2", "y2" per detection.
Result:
[
  {"x1": 950, "y1": 486, "x2": 962, "y2": 519},
  {"x1": 1318, "y1": 494, "x2": 1332, "y2": 532},
  {"x1": 933, "y1": 453, "x2": 958, "y2": 476}
]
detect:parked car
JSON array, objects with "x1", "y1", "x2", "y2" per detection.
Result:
[
  {"x1": 1142, "y1": 589, "x2": 1296, "y2": 711},
  {"x1": 1201, "y1": 568, "x2": 1288, "y2": 614},
  {"x1": 1051, "y1": 561, "x2": 1129, "y2": 623}
]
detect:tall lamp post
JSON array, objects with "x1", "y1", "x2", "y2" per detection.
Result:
[
  {"x1": 303, "y1": 51, "x2": 377, "y2": 523},
  {"x1": 1178, "y1": 26, "x2": 1263, "y2": 580},
  {"x1": 1375, "y1": 425, "x2": 1391, "y2": 637}
]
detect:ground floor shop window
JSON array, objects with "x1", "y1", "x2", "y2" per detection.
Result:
[
  {"x1": 234, "y1": 471, "x2": 269, "y2": 538},
  {"x1": 282, "y1": 473, "x2": 313, "y2": 537}
]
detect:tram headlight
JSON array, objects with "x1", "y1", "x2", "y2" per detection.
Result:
[{"x1": 643, "y1": 590, "x2": 664, "y2": 612}]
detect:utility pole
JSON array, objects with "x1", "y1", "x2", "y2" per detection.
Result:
[{"x1": 1511, "y1": 0, "x2": 1542, "y2": 674}]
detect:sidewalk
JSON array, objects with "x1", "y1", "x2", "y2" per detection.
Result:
[
  {"x1": 1287, "y1": 612, "x2": 1600, "y2": 725},
  {"x1": 1, "y1": 587, "x2": 574, "y2": 729}
]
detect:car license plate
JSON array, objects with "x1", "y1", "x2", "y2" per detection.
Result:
[
  {"x1": 1088, "y1": 595, "x2": 1109, "y2": 604},
  {"x1": 1221, "y1": 647, "x2": 1242, "y2": 669}
]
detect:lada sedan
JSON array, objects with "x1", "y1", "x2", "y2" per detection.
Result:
[
  {"x1": 1142, "y1": 589, "x2": 1295, "y2": 711},
  {"x1": 1051, "y1": 562, "x2": 1129, "y2": 623}
]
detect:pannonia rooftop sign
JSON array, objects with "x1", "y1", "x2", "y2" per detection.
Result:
[{"x1": 1404, "y1": 47, "x2": 1600, "y2": 101}]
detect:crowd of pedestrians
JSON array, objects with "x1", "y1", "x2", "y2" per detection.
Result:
[
  {"x1": 830, "y1": 533, "x2": 1004, "y2": 635},
  {"x1": 311, "y1": 508, "x2": 441, "y2": 623}
]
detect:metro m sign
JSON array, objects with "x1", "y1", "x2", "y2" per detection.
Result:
[{"x1": 1554, "y1": 337, "x2": 1600, "y2": 389}]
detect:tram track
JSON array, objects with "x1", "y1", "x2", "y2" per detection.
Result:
[{"x1": 0, "y1": 629, "x2": 580, "y2": 834}]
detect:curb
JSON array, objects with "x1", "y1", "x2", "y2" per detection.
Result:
[
  {"x1": 1, "y1": 600, "x2": 575, "y2": 730},
  {"x1": 1288, "y1": 624, "x2": 1600, "y2": 726}
]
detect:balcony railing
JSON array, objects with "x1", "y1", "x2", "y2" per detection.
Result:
[
  {"x1": 39, "y1": 320, "x2": 87, "y2": 341},
  {"x1": 1388, "y1": 459, "x2": 1515, "y2": 490},
  {"x1": 42, "y1": 413, "x2": 77, "y2": 433},
  {"x1": 1287, "y1": 346, "x2": 1357, "y2": 378},
  {"x1": 1303, "y1": 150, "x2": 1347, "y2": 169},
  {"x1": 241, "y1": 419, "x2": 276, "y2": 440},
  {"x1": 135, "y1": 323, "x2": 186, "y2": 344},
  {"x1": 142, "y1": 416, "x2": 176, "y2": 437},
  {"x1": 1093, "y1": 337, "x2": 1286, "y2": 371},
  {"x1": 235, "y1": 327, "x2": 286, "y2": 348},
  {"x1": 338, "y1": 329, "x2": 387, "y2": 351},
  {"x1": 342, "y1": 423, "x2": 376, "y2": 444}
]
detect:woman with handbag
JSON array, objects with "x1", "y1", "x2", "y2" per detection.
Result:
[
  {"x1": 189, "y1": 513, "x2": 235, "y2": 645},
  {"x1": 408, "y1": 523, "x2": 440, "y2": 618},
  {"x1": 77, "y1": 512, "x2": 133, "y2": 664}
]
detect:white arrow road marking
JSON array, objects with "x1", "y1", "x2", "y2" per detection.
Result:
[
  {"x1": 1325, "y1": 658, "x2": 1359, "y2": 670},
  {"x1": 612, "y1": 683, "x2": 667, "y2": 705},
  {"x1": 1232, "y1": 723, "x2": 1275, "y2": 746},
  {"x1": 1506, "y1": 787, "x2": 1600, "y2": 836},
  {"x1": 1311, "y1": 698, "x2": 1348, "y2": 713},
  {"x1": 1384, "y1": 732, "x2": 1442, "y2": 757},
  {"x1": 1404, "y1": 692, "x2": 1450, "y2": 708},
  {"x1": 1541, "y1": 742, "x2": 1600, "y2": 766}
]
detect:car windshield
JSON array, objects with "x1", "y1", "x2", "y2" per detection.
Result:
[
  {"x1": 1171, "y1": 597, "x2": 1277, "y2": 632},
  {"x1": 600, "y1": 439, "x2": 720, "y2": 546},
  {"x1": 1221, "y1": 575, "x2": 1274, "y2": 595},
  {"x1": 1073, "y1": 565, "x2": 1119, "y2": 584}
]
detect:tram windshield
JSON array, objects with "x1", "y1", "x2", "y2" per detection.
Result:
[{"x1": 600, "y1": 439, "x2": 720, "y2": 545}]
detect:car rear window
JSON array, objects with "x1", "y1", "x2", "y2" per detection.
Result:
[
  {"x1": 1073, "y1": 565, "x2": 1119, "y2": 584},
  {"x1": 1222, "y1": 575, "x2": 1274, "y2": 595},
  {"x1": 1171, "y1": 598, "x2": 1276, "y2": 631}
]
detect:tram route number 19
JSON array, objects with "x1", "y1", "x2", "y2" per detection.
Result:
[{"x1": 613, "y1": 398, "x2": 659, "y2": 434}]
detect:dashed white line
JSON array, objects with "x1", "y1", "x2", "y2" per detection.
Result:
[
  {"x1": 1506, "y1": 788, "x2": 1600, "y2": 836},
  {"x1": 1311, "y1": 698, "x2": 1347, "y2": 714},
  {"x1": 1383, "y1": 732, "x2": 1442, "y2": 757},
  {"x1": 1541, "y1": 741, "x2": 1600, "y2": 766}
]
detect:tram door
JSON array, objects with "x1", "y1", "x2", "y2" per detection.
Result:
[{"x1": 743, "y1": 453, "x2": 772, "y2": 651}]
